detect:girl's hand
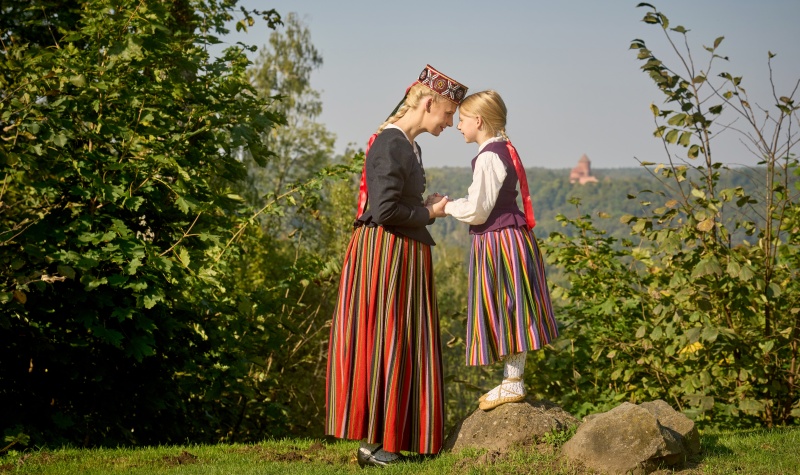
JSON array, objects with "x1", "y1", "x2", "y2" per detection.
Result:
[{"x1": 427, "y1": 196, "x2": 449, "y2": 218}]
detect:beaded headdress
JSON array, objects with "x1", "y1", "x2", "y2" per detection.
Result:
[{"x1": 415, "y1": 64, "x2": 468, "y2": 104}]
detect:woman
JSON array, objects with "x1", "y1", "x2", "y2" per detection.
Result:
[{"x1": 325, "y1": 65, "x2": 467, "y2": 467}]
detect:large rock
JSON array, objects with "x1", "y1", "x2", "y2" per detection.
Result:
[
  {"x1": 562, "y1": 400, "x2": 695, "y2": 474},
  {"x1": 639, "y1": 400, "x2": 700, "y2": 456},
  {"x1": 442, "y1": 398, "x2": 579, "y2": 453}
]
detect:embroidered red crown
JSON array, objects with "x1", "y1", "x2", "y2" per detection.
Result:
[{"x1": 416, "y1": 64, "x2": 468, "y2": 104}]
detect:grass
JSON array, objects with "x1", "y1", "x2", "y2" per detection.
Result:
[{"x1": 1, "y1": 427, "x2": 798, "y2": 475}]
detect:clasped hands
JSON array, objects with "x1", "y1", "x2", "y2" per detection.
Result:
[{"x1": 425, "y1": 192, "x2": 449, "y2": 218}]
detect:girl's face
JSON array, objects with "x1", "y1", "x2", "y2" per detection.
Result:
[
  {"x1": 424, "y1": 98, "x2": 457, "y2": 136},
  {"x1": 457, "y1": 111, "x2": 480, "y2": 144}
]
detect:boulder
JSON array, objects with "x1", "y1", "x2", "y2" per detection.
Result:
[
  {"x1": 562, "y1": 400, "x2": 695, "y2": 474},
  {"x1": 639, "y1": 400, "x2": 700, "y2": 455},
  {"x1": 442, "y1": 398, "x2": 579, "y2": 453}
]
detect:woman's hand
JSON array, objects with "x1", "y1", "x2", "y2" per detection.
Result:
[
  {"x1": 426, "y1": 195, "x2": 449, "y2": 218},
  {"x1": 425, "y1": 192, "x2": 444, "y2": 206}
]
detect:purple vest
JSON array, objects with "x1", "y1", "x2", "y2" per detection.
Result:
[{"x1": 469, "y1": 141, "x2": 528, "y2": 235}]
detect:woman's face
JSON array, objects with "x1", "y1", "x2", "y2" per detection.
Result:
[{"x1": 424, "y1": 98, "x2": 457, "y2": 136}]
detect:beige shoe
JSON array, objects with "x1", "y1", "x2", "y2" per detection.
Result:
[
  {"x1": 478, "y1": 389, "x2": 494, "y2": 403},
  {"x1": 478, "y1": 377, "x2": 526, "y2": 411}
]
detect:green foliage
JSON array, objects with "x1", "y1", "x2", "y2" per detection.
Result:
[
  {"x1": 0, "y1": 0, "x2": 290, "y2": 446},
  {"x1": 541, "y1": 423, "x2": 578, "y2": 447},
  {"x1": 527, "y1": 3, "x2": 800, "y2": 429},
  {"x1": 210, "y1": 14, "x2": 361, "y2": 441}
]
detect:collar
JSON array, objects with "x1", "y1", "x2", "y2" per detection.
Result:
[{"x1": 477, "y1": 136, "x2": 504, "y2": 153}]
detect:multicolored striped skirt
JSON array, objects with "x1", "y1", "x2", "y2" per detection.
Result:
[
  {"x1": 325, "y1": 225, "x2": 444, "y2": 454},
  {"x1": 466, "y1": 226, "x2": 559, "y2": 366}
]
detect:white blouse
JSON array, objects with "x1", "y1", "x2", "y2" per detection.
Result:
[{"x1": 444, "y1": 137, "x2": 508, "y2": 225}]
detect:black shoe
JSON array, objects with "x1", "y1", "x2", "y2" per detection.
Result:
[{"x1": 356, "y1": 444, "x2": 403, "y2": 468}]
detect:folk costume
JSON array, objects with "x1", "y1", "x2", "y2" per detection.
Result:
[
  {"x1": 445, "y1": 136, "x2": 559, "y2": 410},
  {"x1": 325, "y1": 65, "x2": 467, "y2": 458}
]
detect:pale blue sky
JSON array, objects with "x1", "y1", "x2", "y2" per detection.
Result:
[{"x1": 218, "y1": 1, "x2": 800, "y2": 169}]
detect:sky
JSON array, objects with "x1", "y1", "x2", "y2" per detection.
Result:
[{"x1": 214, "y1": 1, "x2": 800, "y2": 169}]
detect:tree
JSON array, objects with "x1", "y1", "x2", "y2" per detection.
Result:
[
  {"x1": 208, "y1": 14, "x2": 362, "y2": 439},
  {"x1": 0, "y1": 0, "x2": 285, "y2": 446}
]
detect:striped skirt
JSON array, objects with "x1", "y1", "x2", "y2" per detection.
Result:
[
  {"x1": 467, "y1": 226, "x2": 559, "y2": 366},
  {"x1": 325, "y1": 225, "x2": 444, "y2": 454}
]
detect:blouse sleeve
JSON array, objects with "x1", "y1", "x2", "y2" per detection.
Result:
[{"x1": 444, "y1": 151, "x2": 507, "y2": 225}]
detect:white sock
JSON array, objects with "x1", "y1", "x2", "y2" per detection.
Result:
[{"x1": 484, "y1": 351, "x2": 527, "y2": 402}]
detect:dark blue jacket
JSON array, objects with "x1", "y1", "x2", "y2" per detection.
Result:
[{"x1": 356, "y1": 128, "x2": 436, "y2": 245}]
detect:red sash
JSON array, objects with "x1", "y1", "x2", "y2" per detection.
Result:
[
  {"x1": 355, "y1": 133, "x2": 378, "y2": 218},
  {"x1": 506, "y1": 141, "x2": 536, "y2": 229}
]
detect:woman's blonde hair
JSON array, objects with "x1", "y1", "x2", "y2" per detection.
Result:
[
  {"x1": 375, "y1": 83, "x2": 448, "y2": 134},
  {"x1": 460, "y1": 90, "x2": 509, "y2": 140}
]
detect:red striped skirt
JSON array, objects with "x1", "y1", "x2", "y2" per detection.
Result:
[
  {"x1": 325, "y1": 225, "x2": 444, "y2": 454},
  {"x1": 466, "y1": 226, "x2": 559, "y2": 366}
]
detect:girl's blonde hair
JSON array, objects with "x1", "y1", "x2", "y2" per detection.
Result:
[
  {"x1": 375, "y1": 83, "x2": 449, "y2": 134},
  {"x1": 459, "y1": 90, "x2": 509, "y2": 140}
]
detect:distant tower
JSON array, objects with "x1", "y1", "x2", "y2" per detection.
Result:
[{"x1": 569, "y1": 154, "x2": 599, "y2": 184}]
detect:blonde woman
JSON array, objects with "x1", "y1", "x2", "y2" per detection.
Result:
[{"x1": 326, "y1": 65, "x2": 467, "y2": 467}]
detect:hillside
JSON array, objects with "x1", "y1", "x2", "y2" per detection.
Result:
[{"x1": 425, "y1": 165, "x2": 794, "y2": 247}]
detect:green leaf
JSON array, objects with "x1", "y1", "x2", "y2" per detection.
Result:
[
  {"x1": 739, "y1": 265, "x2": 755, "y2": 281},
  {"x1": 759, "y1": 340, "x2": 774, "y2": 353},
  {"x1": 53, "y1": 133, "x2": 68, "y2": 147},
  {"x1": 678, "y1": 131, "x2": 691, "y2": 147},
  {"x1": 738, "y1": 398, "x2": 764, "y2": 414},
  {"x1": 650, "y1": 326, "x2": 663, "y2": 340},
  {"x1": 57, "y1": 265, "x2": 76, "y2": 280},
  {"x1": 691, "y1": 188, "x2": 706, "y2": 199},
  {"x1": 69, "y1": 74, "x2": 86, "y2": 87},
  {"x1": 143, "y1": 294, "x2": 161, "y2": 309},
  {"x1": 667, "y1": 113, "x2": 686, "y2": 126},
  {"x1": 179, "y1": 247, "x2": 191, "y2": 268},
  {"x1": 692, "y1": 257, "x2": 722, "y2": 278},
  {"x1": 701, "y1": 326, "x2": 718, "y2": 342}
]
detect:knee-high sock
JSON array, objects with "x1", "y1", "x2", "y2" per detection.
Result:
[
  {"x1": 504, "y1": 351, "x2": 527, "y2": 379},
  {"x1": 484, "y1": 351, "x2": 527, "y2": 402}
]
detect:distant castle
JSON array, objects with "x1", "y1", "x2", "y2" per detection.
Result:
[{"x1": 569, "y1": 154, "x2": 598, "y2": 184}]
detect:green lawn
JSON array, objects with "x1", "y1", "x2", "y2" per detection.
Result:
[{"x1": 2, "y1": 427, "x2": 798, "y2": 474}]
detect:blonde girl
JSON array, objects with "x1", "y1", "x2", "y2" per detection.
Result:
[{"x1": 444, "y1": 90, "x2": 559, "y2": 411}]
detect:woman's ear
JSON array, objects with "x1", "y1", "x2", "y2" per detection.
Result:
[
  {"x1": 476, "y1": 116, "x2": 483, "y2": 130},
  {"x1": 425, "y1": 98, "x2": 433, "y2": 112}
]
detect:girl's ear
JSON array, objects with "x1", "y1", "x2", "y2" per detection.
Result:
[
  {"x1": 476, "y1": 116, "x2": 483, "y2": 130},
  {"x1": 425, "y1": 98, "x2": 433, "y2": 112}
]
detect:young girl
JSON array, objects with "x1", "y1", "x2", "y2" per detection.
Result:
[{"x1": 444, "y1": 90, "x2": 559, "y2": 411}]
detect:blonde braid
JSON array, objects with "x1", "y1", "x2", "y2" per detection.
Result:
[
  {"x1": 374, "y1": 83, "x2": 443, "y2": 135},
  {"x1": 376, "y1": 102, "x2": 411, "y2": 134}
]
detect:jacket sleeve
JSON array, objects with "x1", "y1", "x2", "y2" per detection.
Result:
[{"x1": 367, "y1": 134, "x2": 431, "y2": 228}]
